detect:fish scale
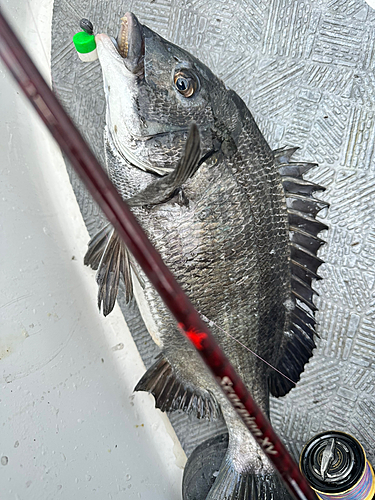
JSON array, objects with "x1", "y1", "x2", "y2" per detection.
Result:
[
  {"x1": 130, "y1": 151, "x2": 289, "y2": 478},
  {"x1": 84, "y1": 12, "x2": 327, "y2": 500}
]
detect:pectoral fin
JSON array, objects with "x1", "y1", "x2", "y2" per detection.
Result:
[{"x1": 126, "y1": 123, "x2": 201, "y2": 207}]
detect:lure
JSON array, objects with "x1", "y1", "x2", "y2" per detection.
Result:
[{"x1": 73, "y1": 18, "x2": 98, "y2": 62}]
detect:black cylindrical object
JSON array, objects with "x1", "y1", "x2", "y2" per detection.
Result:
[{"x1": 300, "y1": 431, "x2": 374, "y2": 500}]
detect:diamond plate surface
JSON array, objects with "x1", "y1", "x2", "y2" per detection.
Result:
[{"x1": 52, "y1": 0, "x2": 375, "y2": 462}]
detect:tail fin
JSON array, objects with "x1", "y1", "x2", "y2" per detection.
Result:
[
  {"x1": 183, "y1": 433, "x2": 292, "y2": 500},
  {"x1": 84, "y1": 224, "x2": 134, "y2": 316},
  {"x1": 205, "y1": 458, "x2": 292, "y2": 500}
]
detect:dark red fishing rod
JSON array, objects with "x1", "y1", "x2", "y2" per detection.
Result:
[{"x1": 0, "y1": 11, "x2": 318, "y2": 500}]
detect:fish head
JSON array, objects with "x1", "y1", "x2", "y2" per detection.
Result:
[{"x1": 96, "y1": 12, "x2": 242, "y2": 175}]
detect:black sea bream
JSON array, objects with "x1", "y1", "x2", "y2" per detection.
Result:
[{"x1": 84, "y1": 12, "x2": 327, "y2": 500}]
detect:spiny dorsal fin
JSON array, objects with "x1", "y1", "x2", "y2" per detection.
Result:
[
  {"x1": 289, "y1": 226, "x2": 325, "y2": 254},
  {"x1": 273, "y1": 146, "x2": 299, "y2": 164},
  {"x1": 286, "y1": 194, "x2": 328, "y2": 217},
  {"x1": 84, "y1": 224, "x2": 134, "y2": 316},
  {"x1": 291, "y1": 243, "x2": 324, "y2": 275},
  {"x1": 282, "y1": 176, "x2": 326, "y2": 196},
  {"x1": 288, "y1": 210, "x2": 328, "y2": 236},
  {"x1": 134, "y1": 353, "x2": 220, "y2": 419},
  {"x1": 270, "y1": 147, "x2": 327, "y2": 397},
  {"x1": 279, "y1": 162, "x2": 317, "y2": 178}
]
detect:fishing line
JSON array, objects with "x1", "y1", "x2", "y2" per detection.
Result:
[{"x1": 199, "y1": 312, "x2": 296, "y2": 386}]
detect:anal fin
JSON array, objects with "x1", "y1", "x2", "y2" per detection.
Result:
[{"x1": 134, "y1": 353, "x2": 220, "y2": 419}]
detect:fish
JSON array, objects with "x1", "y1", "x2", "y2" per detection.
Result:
[{"x1": 84, "y1": 12, "x2": 328, "y2": 500}]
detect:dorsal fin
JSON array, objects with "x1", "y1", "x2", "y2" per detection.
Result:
[
  {"x1": 270, "y1": 147, "x2": 328, "y2": 397},
  {"x1": 279, "y1": 162, "x2": 317, "y2": 178},
  {"x1": 273, "y1": 146, "x2": 300, "y2": 164},
  {"x1": 282, "y1": 176, "x2": 325, "y2": 196}
]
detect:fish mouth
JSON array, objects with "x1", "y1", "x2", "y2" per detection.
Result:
[{"x1": 113, "y1": 12, "x2": 144, "y2": 74}]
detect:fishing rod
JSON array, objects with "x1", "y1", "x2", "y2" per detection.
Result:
[{"x1": 0, "y1": 11, "x2": 318, "y2": 500}]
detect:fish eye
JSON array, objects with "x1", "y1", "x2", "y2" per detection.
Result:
[{"x1": 174, "y1": 71, "x2": 197, "y2": 98}]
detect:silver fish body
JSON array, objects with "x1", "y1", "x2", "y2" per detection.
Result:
[{"x1": 85, "y1": 12, "x2": 327, "y2": 500}]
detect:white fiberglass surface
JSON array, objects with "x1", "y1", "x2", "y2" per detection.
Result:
[{"x1": 0, "y1": 1, "x2": 186, "y2": 498}]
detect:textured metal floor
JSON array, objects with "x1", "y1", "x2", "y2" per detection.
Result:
[{"x1": 52, "y1": 0, "x2": 375, "y2": 464}]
